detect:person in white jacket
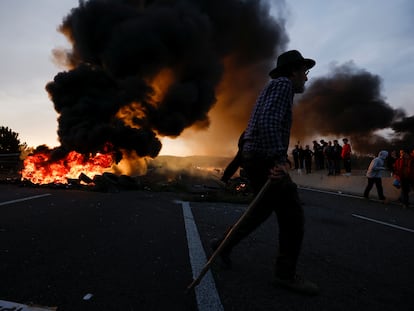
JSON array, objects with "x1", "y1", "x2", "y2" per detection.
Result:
[{"x1": 363, "y1": 150, "x2": 388, "y2": 201}]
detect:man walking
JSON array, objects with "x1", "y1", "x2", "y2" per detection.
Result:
[
  {"x1": 363, "y1": 150, "x2": 388, "y2": 202},
  {"x1": 212, "y1": 50, "x2": 319, "y2": 295}
]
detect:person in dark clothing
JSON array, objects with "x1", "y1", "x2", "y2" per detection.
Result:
[
  {"x1": 324, "y1": 141, "x2": 334, "y2": 176},
  {"x1": 332, "y1": 140, "x2": 342, "y2": 175},
  {"x1": 319, "y1": 139, "x2": 328, "y2": 170},
  {"x1": 312, "y1": 140, "x2": 324, "y2": 170},
  {"x1": 221, "y1": 132, "x2": 245, "y2": 183},
  {"x1": 298, "y1": 146, "x2": 305, "y2": 171},
  {"x1": 303, "y1": 145, "x2": 314, "y2": 174},
  {"x1": 212, "y1": 50, "x2": 319, "y2": 295},
  {"x1": 292, "y1": 145, "x2": 300, "y2": 170}
]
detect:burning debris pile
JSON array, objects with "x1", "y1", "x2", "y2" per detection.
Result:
[
  {"x1": 19, "y1": 154, "x2": 253, "y2": 201},
  {"x1": 21, "y1": 145, "x2": 114, "y2": 185}
]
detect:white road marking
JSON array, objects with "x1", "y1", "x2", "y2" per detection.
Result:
[
  {"x1": 0, "y1": 193, "x2": 51, "y2": 206},
  {"x1": 176, "y1": 200, "x2": 224, "y2": 311},
  {"x1": 298, "y1": 186, "x2": 361, "y2": 199},
  {"x1": 352, "y1": 214, "x2": 414, "y2": 233},
  {"x1": 0, "y1": 299, "x2": 56, "y2": 310}
]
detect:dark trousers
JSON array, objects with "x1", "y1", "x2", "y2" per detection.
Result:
[
  {"x1": 343, "y1": 158, "x2": 351, "y2": 173},
  {"x1": 400, "y1": 178, "x2": 412, "y2": 206},
  {"x1": 364, "y1": 177, "x2": 385, "y2": 200},
  {"x1": 327, "y1": 159, "x2": 334, "y2": 175},
  {"x1": 293, "y1": 156, "x2": 299, "y2": 169},
  {"x1": 305, "y1": 159, "x2": 312, "y2": 174},
  {"x1": 221, "y1": 155, "x2": 304, "y2": 279},
  {"x1": 334, "y1": 159, "x2": 341, "y2": 175}
]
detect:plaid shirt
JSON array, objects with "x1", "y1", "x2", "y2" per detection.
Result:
[{"x1": 243, "y1": 77, "x2": 294, "y2": 164}]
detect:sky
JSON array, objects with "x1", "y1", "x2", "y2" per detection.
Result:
[{"x1": 1, "y1": 0, "x2": 413, "y2": 156}]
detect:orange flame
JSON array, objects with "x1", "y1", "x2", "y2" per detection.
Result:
[
  {"x1": 116, "y1": 68, "x2": 176, "y2": 129},
  {"x1": 116, "y1": 101, "x2": 147, "y2": 129},
  {"x1": 148, "y1": 68, "x2": 175, "y2": 104},
  {"x1": 21, "y1": 150, "x2": 114, "y2": 185}
]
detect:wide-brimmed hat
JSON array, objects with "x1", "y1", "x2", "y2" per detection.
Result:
[{"x1": 269, "y1": 50, "x2": 315, "y2": 78}]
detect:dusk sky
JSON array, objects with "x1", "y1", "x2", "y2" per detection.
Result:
[{"x1": 1, "y1": 0, "x2": 413, "y2": 156}]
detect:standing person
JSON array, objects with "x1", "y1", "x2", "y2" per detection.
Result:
[
  {"x1": 292, "y1": 145, "x2": 300, "y2": 170},
  {"x1": 211, "y1": 50, "x2": 319, "y2": 295},
  {"x1": 325, "y1": 141, "x2": 335, "y2": 176},
  {"x1": 303, "y1": 145, "x2": 314, "y2": 174},
  {"x1": 298, "y1": 145, "x2": 305, "y2": 172},
  {"x1": 332, "y1": 140, "x2": 342, "y2": 175},
  {"x1": 313, "y1": 140, "x2": 324, "y2": 170},
  {"x1": 393, "y1": 149, "x2": 414, "y2": 208},
  {"x1": 363, "y1": 150, "x2": 388, "y2": 202},
  {"x1": 341, "y1": 138, "x2": 352, "y2": 175},
  {"x1": 319, "y1": 139, "x2": 327, "y2": 170}
]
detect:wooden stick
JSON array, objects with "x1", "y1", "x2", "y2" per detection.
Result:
[{"x1": 186, "y1": 178, "x2": 272, "y2": 293}]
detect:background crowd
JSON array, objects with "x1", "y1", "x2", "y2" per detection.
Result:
[
  {"x1": 291, "y1": 138, "x2": 352, "y2": 176},
  {"x1": 221, "y1": 134, "x2": 413, "y2": 208}
]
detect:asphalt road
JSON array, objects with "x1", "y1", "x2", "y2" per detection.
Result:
[{"x1": 0, "y1": 183, "x2": 413, "y2": 311}]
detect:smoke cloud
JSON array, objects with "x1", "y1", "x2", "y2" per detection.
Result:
[
  {"x1": 45, "y1": 0, "x2": 288, "y2": 161},
  {"x1": 291, "y1": 62, "x2": 413, "y2": 154}
]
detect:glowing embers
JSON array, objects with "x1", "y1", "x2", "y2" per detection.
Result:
[
  {"x1": 21, "y1": 150, "x2": 114, "y2": 185},
  {"x1": 235, "y1": 182, "x2": 247, "y2": 192}
]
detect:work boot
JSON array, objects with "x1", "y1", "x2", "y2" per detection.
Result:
[
  {"x1": 272, "y1": 275, "x2": 319, "y2": 296},
  {"x1": 210, "y1": 238, "x2": 232, "y2": 269}
]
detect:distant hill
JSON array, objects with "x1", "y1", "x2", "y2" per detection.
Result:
[{"x1": 149, "y1": 155, "x2": 233, "y2": 170}]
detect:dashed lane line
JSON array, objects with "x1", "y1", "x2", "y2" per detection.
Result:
[
  {"x1": 0, "y1": 193, "x2": 52, "y2": 206},
  {"x1": 177, "y1": 200, "x2": 224, "y2": 311},
  {"x1": 298, "y1": 187, "x2": 414, "y2": 233},
  {"x1": 0, "y1": 299, "x2": 56, "y2": 310},
  {"x1": 298, "y1": 186, "x2": 362, "y2": 199},
  {"x1": 352, "y1": 214, "x2": 414, "y2": 233}
]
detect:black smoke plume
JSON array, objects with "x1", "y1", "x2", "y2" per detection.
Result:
[
  {"x1": 45, "y1": 0, "x2": 288, "y2": 161},
  {"x1": 292, "y1": 62, "x2": 413, "y2": 154}
]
